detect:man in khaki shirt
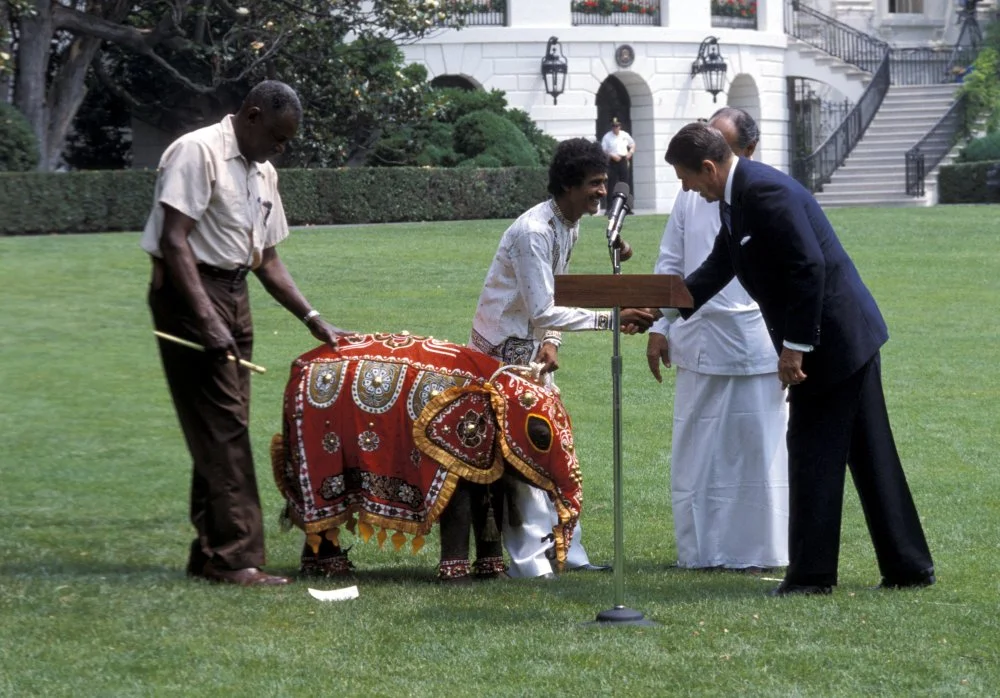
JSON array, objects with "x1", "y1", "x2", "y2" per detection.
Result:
[{"x1": 144, "y1": 80, "x2": 347, "y2": 587}]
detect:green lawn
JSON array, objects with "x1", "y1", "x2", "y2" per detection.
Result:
[{"x1": 1, "y1": 206, "x2": 998, "y2": 696}]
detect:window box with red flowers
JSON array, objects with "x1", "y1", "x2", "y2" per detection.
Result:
[
  {"x1": 711, "y1": 0, "x2": 758, "y2": 29},
  {"x1": 571, "y1": 0, "x2": 661, "y2": 26}
]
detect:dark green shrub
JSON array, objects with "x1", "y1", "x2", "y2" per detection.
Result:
[
  {"x1": 0, "y1": 103, "x2": 39, "y2": 172},
  {"x1": 956, "y1": 131, "x2": 1000, "y2": 162},
  {"x1": 0, "y1": 166, "x2": 548, "y2": 234},
  {"x1": 435, "y1": 87, "x2": 508, "y2": 123},
  {"x1": 937, "y1": 161, "x2": 1000, "y2": 203},
  {"x1": 454, "y1": 110, "x2": 538, "y2": 166}
]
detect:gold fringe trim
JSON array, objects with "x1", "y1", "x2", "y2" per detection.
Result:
[
  {"x1": 358, "y1": 521, "x2": 374, "y2": 543},
  {"x1": 412, "y1": 535, "x2": 425, "y2": 554},
  {"x1": 391, "y1": 531, "x2": 407, "y2": 551},
  {"x1": 376, "y1": 527, "x2": 388, "y2": 549}
]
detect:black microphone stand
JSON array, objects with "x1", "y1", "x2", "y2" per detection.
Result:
[{"x1": 593, "y1": 195, "x2": 656, "y2": 627}]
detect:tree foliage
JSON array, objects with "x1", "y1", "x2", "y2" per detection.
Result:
[
  {"x1": 3, "y1": 0, "x2": 464, "y2": 170},
  {"x1": 0, "y1": 100, "x2": 38, "y2": 171},
  {"x1": 368, "y1": 87, "x2": 558, "y2": 168}
]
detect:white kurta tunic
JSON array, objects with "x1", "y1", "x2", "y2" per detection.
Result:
[
  {"x1": 470, "y1": 200, "x2": 609, "y2": 577},
  {"x1": 653, "y1": 189, "x2": 790, "y2": 569}
]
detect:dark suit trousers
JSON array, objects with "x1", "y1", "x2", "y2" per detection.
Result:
[
  {"x1": 605, "y1": 158, "x2": 630, "y2": 213},
  {"x1": 785, "y1": 353, "x2": 933, "y2": 586},
  {"x1": 149, "y1": 268, "x2": 265, "y2": 571}
]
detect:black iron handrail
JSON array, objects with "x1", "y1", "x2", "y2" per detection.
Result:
[
  {"x1": 785, "y1": 0, "x2": 888, "y2": 74},
  {"x1": 793, "y1": 52, "x2": 891, "y2": 193},
  {"x1": 904, "y1": 94, "x2": 967, "y2": 196}
]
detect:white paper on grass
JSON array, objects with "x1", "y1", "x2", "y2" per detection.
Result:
[{"x1": 307, "y1": 585, "x2": 359, "y2": 601}]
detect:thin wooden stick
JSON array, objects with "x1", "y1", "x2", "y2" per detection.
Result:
[{"x1": 153, "y1": 330, "x2": 267, "y2": 374}]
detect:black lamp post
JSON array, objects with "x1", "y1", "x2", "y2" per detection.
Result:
[
  {"x1": 541, "y1": 36, "x2": 568, "y2": 105},
  {"x1": 691, "y1": 36, "x2": 727, "y2": 103}
]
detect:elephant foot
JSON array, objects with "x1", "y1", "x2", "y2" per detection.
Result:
[
  {"x1": 437, "y1": 558, "x2": 471, "y2": 583},
  {"x1": 300, "y1": 541, "x2": 355, "y2": 578},
  {"x1": 473, "y1": 556, "x2": 509, "y2": 580}
]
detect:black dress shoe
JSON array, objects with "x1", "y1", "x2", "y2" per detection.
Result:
[
  {"x1": 877, "y1": 574, "x2": 935, "y2": 590},
  {"x1": 768, "y1": 581, "x2": 832, "y2": 597},
  {"x1": 566, "y1": 563, "x2": 613, "y2": 573}
]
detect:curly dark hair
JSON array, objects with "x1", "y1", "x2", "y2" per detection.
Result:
[{"x1": 547, "y1": 138, "x2": 608, "y2": 197}]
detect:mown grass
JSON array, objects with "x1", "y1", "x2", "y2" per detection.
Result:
[{"x1": 1, "y1": 205, "x2": 998, "y2": 696}]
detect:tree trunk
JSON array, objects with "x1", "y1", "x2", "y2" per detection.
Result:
[
  {"x1": 44, "y1": 35, "x2": 104, "y2": 170},
  {"x1": 13, "y1": 0, "x2": 52, "y2": 168}
]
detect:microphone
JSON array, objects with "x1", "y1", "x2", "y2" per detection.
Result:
[{"x1": 606, "y1": 182, "x2": 632, "y2": 249}]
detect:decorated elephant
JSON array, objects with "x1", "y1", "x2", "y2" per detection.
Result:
[{"x1": 270, "y1": 332, "x2": 583, "y2": 582}]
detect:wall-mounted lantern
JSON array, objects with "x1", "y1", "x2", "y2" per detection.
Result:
[
  {"x1": 541, "y1": 36, "x2": 568, "y2": 105},
  {"x1": 691, "y1": 36, "x2": 727, "y2": 103}
]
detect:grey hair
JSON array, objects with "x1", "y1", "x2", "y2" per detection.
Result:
[
  {"x1": 243, "y1": 80, "x2": 302, "y2": 121},
  {"x1": 709, "y1": 106, "x2": 759, "y2": 150}
]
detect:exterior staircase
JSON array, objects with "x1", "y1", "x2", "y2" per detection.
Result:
[{"x1": 812, "y1": 84, "x2": 959, "y2": 208}]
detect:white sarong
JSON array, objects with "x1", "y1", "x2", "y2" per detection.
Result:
[{"x1": 671, "y1": 369, "x2": 789, "y2": 569}]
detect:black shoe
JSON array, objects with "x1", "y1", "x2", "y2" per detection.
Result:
[
  {"x1": 567, "y1": 563, "x2": 613, "y2": 573},
  {"x1": 877, "y1": 574, "x2": 935, "y2": 590},
  {"x1": 768, "y1": 581, "x2": 832, "y2": 597}
]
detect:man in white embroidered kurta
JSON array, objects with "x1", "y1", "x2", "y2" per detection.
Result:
[
  {"x1": 470, "y1": 138, "x2": 654, "y2": 578},
  {"x1": 648, "y1": 109, "x2": 789, "y2": 570}
]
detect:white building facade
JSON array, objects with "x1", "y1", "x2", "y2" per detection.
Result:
[{"x1": 402, "y1": 0, "x2": 987, "y2": 212}]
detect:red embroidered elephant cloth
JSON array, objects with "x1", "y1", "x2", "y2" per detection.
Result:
[{"x1": 271, "y1": 333, "x2": 583, "y2": 564}]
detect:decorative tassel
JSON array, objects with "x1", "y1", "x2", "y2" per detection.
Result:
[
  {"x1": 411, "y1": 534, "x2": 425, "y2": 554},
  {"x1": 376, "y1": 527, "x2": 388, "y2": 548},
  {"x1": 324, "y1": 527, "x2": 341, "y2": 548},
  {"x1": 358, "y1": 521, "x2": 374, "y2": 543},
  {"x1": 482, "y1": 493, "x2": 500, "y2": 542},
  {"x1": 391, "y1": 531, "x2": 407, "y2": 551},
  {"x1": 306, "y1": 533, "x2": 322, "y2": 555}
]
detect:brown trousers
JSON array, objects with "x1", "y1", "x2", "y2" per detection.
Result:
[{"x1": 149, "y1": 262, "x2": 264, "y2": 571}]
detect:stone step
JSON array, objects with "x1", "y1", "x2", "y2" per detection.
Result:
[{"x1": 816, "y1": 196, "x2": 928, "y2": 208}]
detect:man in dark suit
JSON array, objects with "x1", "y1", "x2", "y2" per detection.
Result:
[{"x1": 661, "y1": 121, "x2": 935, "y2": 596}]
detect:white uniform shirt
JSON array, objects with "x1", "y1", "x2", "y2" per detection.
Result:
[
  {"x1": 651, "y1": 189, "x2": 776, "y2": 375},
  {"x1": 470, "y1": 200, "x2": 610, "y2": 361},
  {"x1": 140, "y1": 115, "x2": 290, "y2": 270},
  {"x1": 600, "y1": 129, "x2": 635, "y2": 158}
]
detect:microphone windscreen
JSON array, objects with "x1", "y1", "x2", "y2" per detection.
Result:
[{"x1": 613, "y1": 182, "x2": 630, "y2": 197}]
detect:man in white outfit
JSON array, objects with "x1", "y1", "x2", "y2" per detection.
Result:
[
  {"x1": 647, "y1": 108, "x2": 789, "y2": 572},
  {"x1": 470, "y1": 137, "x2": 654, "y2": 578},
  {"x1": 600, "y1": 117, "x2": 635, "y2": 215}
]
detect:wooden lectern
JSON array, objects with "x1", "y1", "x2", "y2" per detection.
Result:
[{"x1": 555, "y1": 272, "x2": 692, "y2": 626}]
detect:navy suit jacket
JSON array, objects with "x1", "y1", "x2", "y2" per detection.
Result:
[{"x1": 682, "y1": 158, "x2": 888, "y2": 388}]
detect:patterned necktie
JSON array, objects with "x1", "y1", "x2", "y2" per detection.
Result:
[{"x1": 720, "y1": 200, "x2": 732, "y2": 232}]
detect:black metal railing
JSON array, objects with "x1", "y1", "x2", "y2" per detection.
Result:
[
  {"x1": 890, "y1": 47, "x2": 978, "y2": 86},
  {"x1": 711, "y1": 0, "x2": 758, "y2": 30},
  {"x1": 904, "y1": 95, "x2": 967, "y2": 196},
  {"x1": 435, "y1": 0, "x2": 507, "y2": 26},
  {"x1": 793, "y1": 52, "x2": 891, "y2": 192},
  {"x1": 571, "y1": 0, "x2": 660, "y2": 26},
  {"x1": 785, "y1": 0, "x2": 888, "y2": 74}
]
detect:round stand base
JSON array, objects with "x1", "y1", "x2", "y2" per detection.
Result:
[{"x1": 588, "y1": 606, "x2": 658, "y2": 627}]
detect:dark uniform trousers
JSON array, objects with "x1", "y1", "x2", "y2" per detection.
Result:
[
  {"x1": 149, "y1": 264, "x2": 265, "y2": 572},
  {"x1": 785, "y1": 353, "x2": 934, "y2": 586}
]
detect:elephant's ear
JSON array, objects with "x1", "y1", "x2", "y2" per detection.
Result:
[{"x1": 412, "y1": 384, "x2": 505, "y2": 485}]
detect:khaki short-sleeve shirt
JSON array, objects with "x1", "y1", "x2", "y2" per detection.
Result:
[{"x1": 140, "y1": 115, "x2": 289, "y2": 269}]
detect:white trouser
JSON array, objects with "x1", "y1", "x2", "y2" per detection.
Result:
[{"x1": 503, "y1": 476, "x2": 590, "y2": 577}]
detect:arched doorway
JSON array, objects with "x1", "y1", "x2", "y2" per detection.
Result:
[
  {"x1": 595, "y1": 75, "x2": 633, "y2": 205},
  {"x1": 430, "y1": 75, "x2": 479, "y2": 91}
]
